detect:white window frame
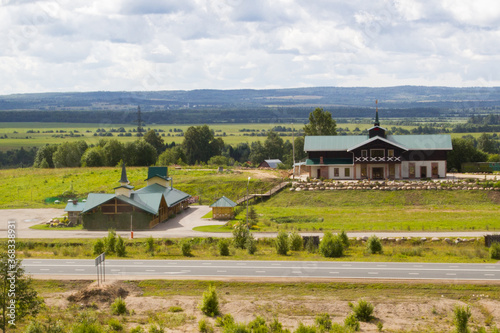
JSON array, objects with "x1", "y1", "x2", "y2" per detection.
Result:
[{"x1": 370, "y1": 149, "x2": 385, "y2": 158}]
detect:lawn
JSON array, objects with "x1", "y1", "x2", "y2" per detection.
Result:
[
  {"x1": 235, "y1": 190, "x2": 500, "y2": 232},
  {"x1": 0, "y1": 167, "x2": 281, "y2": 209}
]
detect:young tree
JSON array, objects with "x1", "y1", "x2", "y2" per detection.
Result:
[
  {"x1": 80, "y1": 146, "x2": 105, "y2": 167},
  {"x1": 157, "y1": 146, "x2": 187, "y2": 165},
  {"x1": 303, "y1": 108, "x2": 337, "y2": 136},
  {"x1": 263, "y1": 131, "x2": 284, "y2": 161},
  {"x1": 33, "y1": 144, "x2": 58, "y2": 168},
  {"x1": 1, "y1": 254, "x2": 42, "y2": 331},
  {"x1": 447, "y1": 138, "x2": 488, "y2": 171},
  {"x1": 183, "y1": 125, "x2": 223, "y2": 164},
  {"x1": 275, "y1": 231, "x2": 289, "y2": 255},
  {"x1": 143, "y1": 129, "x2": 165, "y2": 155},
  {"x1": 102, "y1": 139, "x2": 125, "y2": 167}
]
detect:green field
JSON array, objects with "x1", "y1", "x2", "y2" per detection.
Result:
[
  {"x1": 235, "y1": 190, "x2": 500, "y2": 232},
  {"x1": 0, "y1": 167, "x2": 281, "y2": 209}
]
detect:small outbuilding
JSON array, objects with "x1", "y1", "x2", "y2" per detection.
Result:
[
  {"x1": 210, "y1": 196, "x2": 237, "y2": 220},
  {"x1": 64, "y1": 200, "x2": 86, "y2": 226},
  {"x1": 259, "y1": 159, "x2": 282, "y2": 169}
]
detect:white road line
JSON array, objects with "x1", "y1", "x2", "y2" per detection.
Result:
[
  {"x1": 484, "y1": 274, "x2": 495, "y2": 276},
  {"x1": 217, "y1": 270, "x2": 227, "y2": 273},
  {"x1": 40, "y1": 269, "x2": 49, "y2": 271},
  {"x1": 446, "y1": 273, "x2": 456, "y2": 276},
  {"x1": 256, "y1": 271, "x2": 266, "y2": 273},
  {"x1": 75, "y1": 269, "x2": 85, "y2": 271},
  {"x1": 368, "y1": 272, "x2": 379, "y2": 275},
  {"x1": 409, "y1": 273, "x2": 419, "y2": 275},
  {"x1": 329, "y1": 272, "x2": 339, "y2": 274},
  {"x1": 111, "y1": 269, "x2": 121, "y2": 272},
  {"x1": 292, "y1": 271, "x2": 302, "y2": 274}
]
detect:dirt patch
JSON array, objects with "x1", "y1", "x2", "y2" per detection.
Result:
[
  {"x1": 488, "y1": 191, "x2": 500, "y2": 204},
  {"x1": 67, "y1": 281, "x2": 142, "y2": 305}
]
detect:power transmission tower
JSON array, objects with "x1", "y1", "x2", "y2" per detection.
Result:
[{"x1": 137, "y1": 105, "x2": 143, "y2": 136}]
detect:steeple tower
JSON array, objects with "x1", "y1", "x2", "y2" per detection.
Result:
[
  {"x1": 115, "y1": 163, "x2": 134, "y2": 197},
  {"x1": 374, "y1": 99, "x2": 380, "y2": 127}
]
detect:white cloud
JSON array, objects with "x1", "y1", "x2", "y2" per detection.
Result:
[{"x1": 1, "y1": 0, "x2": 500, "y2": 94}]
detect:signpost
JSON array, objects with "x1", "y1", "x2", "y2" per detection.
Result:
[{"x1": 94, "y1": 252, "x2": 106, "y2": 286}]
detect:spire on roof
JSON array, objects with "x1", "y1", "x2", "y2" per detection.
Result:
[
  {"x1": 119, "y1": 162, "x2": 129, "y2": 185},
  {"x1": 374, "y1": 99, "x2": 380, "y2": 127}
]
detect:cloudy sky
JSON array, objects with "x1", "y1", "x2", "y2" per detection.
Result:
[{"x1": 1, "y1": 0, "x2": 500, "y2": 94}]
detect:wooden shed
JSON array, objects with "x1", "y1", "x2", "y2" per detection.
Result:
[{"x1": 210, "y1": 196, "x2": 237, "y2": 220}]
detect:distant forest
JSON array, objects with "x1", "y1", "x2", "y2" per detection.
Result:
[{"x1": 1, "y1": 86, "x2": 500, "y2": 124}]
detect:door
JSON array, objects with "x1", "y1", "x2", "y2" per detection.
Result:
[
  {"x1": 316, "y1": 168, "x2": 321, "y2": 179},
  {"x1": 420, "y1": 166, "x2": 427, "y2": 178},
  {"x1": 372, "y1": 167, "x2": 384, "y2": 179},
  {"x1": 409, "y1": 163, "x2": 415, "y2": 178}
]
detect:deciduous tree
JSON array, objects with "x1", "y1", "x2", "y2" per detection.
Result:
[{"x1": 303, "y1": 107, "x2": 337, "y2": 136}]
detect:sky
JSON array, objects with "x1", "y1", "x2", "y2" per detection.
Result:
[{"x1": 1, "y1": 0, "x2": 500, "y2": 94}]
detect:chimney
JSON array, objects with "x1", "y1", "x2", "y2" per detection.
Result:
[
  {"x1": 73, "y1": 199, "x2": 78, "y2": 205},
  {"x1": 320, "y1": 156, "x2": 324, "y2": 164}
]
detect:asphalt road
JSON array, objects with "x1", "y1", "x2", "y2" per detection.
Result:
[{"x1": 22, "y1": 259, "x2": 500, "y2": 281}]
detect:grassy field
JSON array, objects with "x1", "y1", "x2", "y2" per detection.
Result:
[
  {"x1": 23, "y1": 278, "x2": 500, "y2": 332},
  {"x1": 8, "y1": 236, "x2": 497, "y2": 263},
  {"x1": 232, "y1": 190, "x2": 500, "y2": 232},
  {"x1": 0, "y1": 167, "x2": 282, "y2": 209}
]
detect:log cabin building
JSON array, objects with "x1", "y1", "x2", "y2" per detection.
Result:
[
  {"x1": 66, "y1": 165, "x2": 190, "y2": 230},
  {"x1": 302, "y1": 110, "x2": 453, "y2": 180}
]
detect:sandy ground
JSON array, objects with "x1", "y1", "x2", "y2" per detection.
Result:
[{"x1": 41, "y1": 280, "x2": 500, "y2": 333}]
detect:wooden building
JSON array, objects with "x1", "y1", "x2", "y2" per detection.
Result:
[
  {"x1": 66, "y1": 165, "x2": 190, "y2": 230},
  {"x1": 301, "y1": 110, "x2": 453, "y2": 180},
  {"x1": 210, "y1": 196, "x2": 237, "y2": 220},
  {"x1": 259, "y1": 159, "x2": 282, "y2": 169}
]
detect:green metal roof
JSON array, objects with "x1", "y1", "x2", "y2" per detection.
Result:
[
  {"x1": 210, "y1": 196, "x2": 237, "y2": 208},
  {"x1": 306, "y1": 158, "x2": 353, "y2": 165},
  {"x1": 146, "y1": 166, "x2": 169, "y2": 181},
  {"x1": 304, "y1": 134, "x2": 452, "y2": 151},
  {"x1": 81, "y1": 194, "x2": 115, "y2": 213},
  {"x1": 304, "y1": 136, "x2": 367, "y2": 151},
  {"x1": 135, "y1": 183, "x2": 191, "y2": 207},
  {"x1": 64, "y1": 201, "x2": 86, "y2": 212}
]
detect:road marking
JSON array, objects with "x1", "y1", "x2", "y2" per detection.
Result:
[
  {"x1": 111, "y1": 269, "x2": 121, "y2": 272},
  {"x1": 292, "y1": 271, "x2": 302, "y2": 274},
  {"x1": 181, "y1": 270, "x2": 191, "y2": 273},
  {"x1": 449, "y1": 265, "x2": 459, "y2": 268},
  {"x1": 329, "y1": 272, "x2": 339, "y2": 274},
  {"x1": 484, "y1": 274, "x2": 495, "y2": 276},
  {"x1": 342, "y1": 264, "x2": 352, "y2": 267},
  {"x1": 75, "y1": 269, "x2": 85, "y2": 271},
  {"x1": 413, "y1": 265, "x2": 423, "y2": 267},
  {"x1": 146, "y1": 270, "x2": 156, "y2": 272},
  {"x1": 368, "y1": 272, "x2": 379, "y2": 275},
  {"x1": 377, "y1": 264, "x2": 387, "y2": 267},
  {"x1": 167, "y1": 263, "x2": 177, "y2": 265},
  {"x1": 40, "y1": 269, "x2": 49, "y2": 271},
  {"x1": 34, "y1": 261, "x2": 42, "y2": 264},
  {"x1": 217, "y1": 270, "x2": 227, "y2": 273},
  {"x1": 256, "y1": 270, "x2": 266, "y2": 273},
  {"x1": 409, "y1": 273, "x2": 419, "y2": 275},
  {"x1": 446, "y1": 273, "x2": 456, "y2": 276}
]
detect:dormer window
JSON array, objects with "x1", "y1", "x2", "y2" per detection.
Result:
[
  {"x1": 388, "y1": 149, "x2": 394, "y2": 157},
  {"x1": 361, "y1": 150, "x2": 368, "y2": 157},
  {"x1": 370, "y1": 149, "x2": 384, "y2": 158}
]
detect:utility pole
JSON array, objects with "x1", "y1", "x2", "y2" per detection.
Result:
[
  {"x1": 292, "y1": 122, "x2": 295, "y2": 179},
  {"x1": 246, "y1": 176, "x2": 250, "y2": 230},
  {"x1": 137, "y1": 105, "x2": 143, "y2": 136}
]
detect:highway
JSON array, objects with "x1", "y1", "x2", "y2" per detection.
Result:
[{"x1": 22, "y1": 259, "x2": 500, "y2": 281}]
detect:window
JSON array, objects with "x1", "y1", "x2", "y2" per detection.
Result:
[
  {"x1": 409, "y1": 163, "x2": 415, "y2": 178},
  {"x1": 370, "y1": 149, "x2": 385, "y2": 158},
  {"x1": 334, "y1": 168, "x2": 339, "y2": 177},
  {"x1": 432, "y1": 163, "x2": 439, "y2": 178},
  {"x1": 361, "y1": 165, "x2": 367, "y2": 178},
  {"x1": 388, "y1": 149, "x2": 394, "y2": 157},
  {"x1": 344, "y1": 168, "x2": 350, "y2": 177},
  {"x1": 389, "y1": 165, "x2": 395, "y2": 178},
  {"x1": 361, "y1": 150, "x2": 368, "y2": 157}
]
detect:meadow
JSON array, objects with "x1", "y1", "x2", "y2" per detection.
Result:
[
  {"x1": 231, "y1": 190, "x2": 500, "y2": 232},
  {"x1": 0, "y1": 167, "x2": 282, "y2": 209}
]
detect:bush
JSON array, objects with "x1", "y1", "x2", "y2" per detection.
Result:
[
  {"x1": 93, "y1": 239, "x2": 105, "y2": 256},
  {"x1": 108, "y1": 318, "x2": 123, "y2": 331},
  {"x1": 200, "y1": 284, "x2": 220, "y2": 317},
  {"x1": 233, "y1": 222, "x2": 250, "y2": 249},
  {"x1": 181, "y1": 242, "x2": 192, "y2": 257},
  {"x1": 245, "y1": 234, "x2": 257, "y2": 255},
  {"x1": 269, "y1": 318, "x2": 287, "y2": 333},
  {"x1": 248, "y1": 316, "x2": 268, "y2": 331},
  {"x1": 351, "y1": 299, "x2": 374, "y2": 322},
  {"x1": 111, "y1": 297, "x2": 128, "y2": 315},
  {"x1": 305, "y1": 238, "x2": 317, "y2": 253},
  {"x1": 490, "y1": 242, "x2": 500, "y2": 260},
  {"x1": 115, "y1": 236, "x2": 126, "y2": 257},
  {"x1": 344, "y1": 313, "x2": 360, "y2": 331},
  {"x1": 106, "y1": 229, "x2": 117, "y2": 254},
  {"x1": 290, "y1": 232, "x2": 303, "y2": 251},
  {"x1": 145, "y1": 236, "x2": 155, "y2": 254},
  {"x1": 367, "y1": 235, "x2": 383, "y2": 254},
  {"x1": 315, "y1": 313, "x2": 332, "y2": 331},
  {"x1": 215, "y1": 314, "x2": 234, "y2": 327},
  {"x1": 319, "y1": 232, "x2": 344, "y2": 258},
  {"x1": 339, "y1": 230, "x2": 350, "y2": 248},
  {"x1": 198, "y1": 319, "x2": 214, "y2": 333},
  {"x1": 275, "y1": 231, "x2": 289, "y2": 255},
  {"x1": 168, "y1": 306, "x2": 183, "y2": 312},
  {"x1": 130, "y1": 326, "x2": 145, "y2": 333},
  {"x1": 218, "y1": 239, "x2": 230, "y2": 256},
  {"x1": 72, "y1": 315, "x2": 103, "y2": 333},
  {"x1": 454, "y1": 305, "x2": 471, "y2": 333},
  {"x1": 294, "y1": 322, "x2": 316, "y2": 333}
]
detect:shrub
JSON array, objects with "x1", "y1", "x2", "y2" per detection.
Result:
[
  {"x1": 168, "y1": 306, "x2": 183, "y2": 313},
  {"x1": 245, "y1": 234, "x2": 257, "y2": 255},
  {"x1": 315, "y1": 313, "x2": 332, "y2": 331},
  {"x1": 344, "y1": 313, "x2": 360, "y2": 331},
  {"x1": 294, "y1": 322, "x2": 316, "y2": 333},
  {"x1": 269, "y1": 318, "x2": 287, "y2": 333},
  {"x1": 200, "y1": 284, "x2": 220, "y2": 317},
  {"x1": 351, "y1": 299, "x2": 374, "y2": 322},
  {"x1": 305, "y1": 238, "x2": 317, "y2": 253},
  {"x1": 218, "y1": 239, "x2": 230, "y2": 256},
  {"x1": 319, "y1": 232, "x2": 344, "y2": 258},
  {"x1": 92, "y1": 239, "x2": 105, "y2": 256},
  {"x1": 130, "y1": 326, "x2": 145, "y2": 333},
  {"x1": 215, "y1": 314, "x2": 234, "y2": 327},
  {"x1": 248, "y1": 316, "x2": 268, "y2": 331},
  {"x1": 490, "y1": 242, "x2": 500, "y2": 260},
  {"x1": 106, "y1": 229, "x2": 117, "y2": 254},
  {"x1": 198, "y1": 319, "x2": 214, "y2": 333},
  {"x1": 233, "y1": 222, "x2": 250, "y2": 249},
  {"x1": 367, "y1": 235, "x2": 383, "y2": 254},
  {"x1": 290, "y1": 232, "x2": 303, "y2": 251},
  {"x1": 339, "y1": 230, "x2": 350, "y2": 248},
  {"x1": 72, "y1": 315, "x2": 103, "y2": 333},
  {"x1": 111, "y1": 297, "x2": 128, "y2": 315},
  {"x1": 454, "y1": 305, "x2": 471, "y2": 333},
  {"x1": 377, "y1": 321, "x2": 383, "y2": 332},
  {"x1": 115, "y1": 236, "x2": 126, "y2": 257},
  {"x1": 181, "y1": 242, "x2": 192, "y2": 257},
  {"x1": 145, "y1": 236, "x2": 155, "y2": 254},
  {"x1": 108, "y1": 318, "x2": 123, "y2": 331},
  {"x1": 275, "y1": 231, "x2": 289, "y2": 255},
  {"x1": 24, "y1": 320, "x2": 44, "y2": 333}
]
